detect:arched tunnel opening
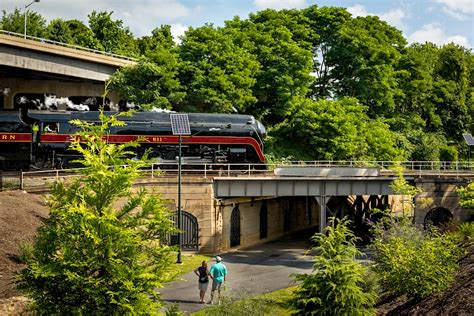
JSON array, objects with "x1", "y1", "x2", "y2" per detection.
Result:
[{"x1": 424, "y1": 207, "x2": 453, "y2": 229}]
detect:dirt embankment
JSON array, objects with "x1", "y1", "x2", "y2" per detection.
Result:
[
  {"x1": 0, "y1": 190, "x2": 48, "y2": 299},
  {"x1": 377, "y1": 244, "x2": 474, "y2": 315}
]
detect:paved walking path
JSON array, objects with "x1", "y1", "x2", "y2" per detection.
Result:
[{"x1": 160, "y1": 237, "x2": 314, "y2": 313}]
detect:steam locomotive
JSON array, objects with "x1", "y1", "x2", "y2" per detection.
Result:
[{"x1": 0, "y1": 110, "x2": 267, "y2": 170}]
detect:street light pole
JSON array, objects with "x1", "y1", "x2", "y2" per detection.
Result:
[
  {"x1": 24, "y1": 0, "x2": 40, "y2": 39},
  {"x1": 177, "y1": 134, "x2": 182, "y2": 264}
]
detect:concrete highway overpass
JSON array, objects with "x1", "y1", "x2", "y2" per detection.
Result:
[{"x1": 0, "y1": 31, "x2": 136, "y2": 109}]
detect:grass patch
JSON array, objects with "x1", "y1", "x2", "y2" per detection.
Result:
[
  {"x1": 171, "y1": 253, "x2": 213, "y2": 276},
  {"x1": 192, "y1": 286, "x2": 298, "y2": 316}
]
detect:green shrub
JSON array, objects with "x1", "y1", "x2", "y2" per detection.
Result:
[
  {"x1": 372, "y1": 217, "x2": 461, "y2": 299},
  {"x1": 17, "y1": 111, "x2": 178, "y2": 314},
  {"x1": 439, "y1": 145, "x2": 458, "y2": 161},
  {"x1": 292, "y1": 217, "x2": 377, "y2": 315}
]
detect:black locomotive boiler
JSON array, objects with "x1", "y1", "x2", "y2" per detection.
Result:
[{"x1": 0, "y1": 110, "x2": 267, "y2": 170}]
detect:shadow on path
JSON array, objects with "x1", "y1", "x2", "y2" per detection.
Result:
[{"x1": 160, "y1": 235, "x2": 314, "y2": 313}]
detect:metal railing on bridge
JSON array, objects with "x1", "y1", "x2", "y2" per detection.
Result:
[
  {"x1": 6, "y1": 160, "x2": 474, "y2": 192},
  {"x1": 0, "y1": 30, "x2": 137, "y2": 62},
  {"x1": 276, "y1": 160, "x2": 474, "y2": 172}
]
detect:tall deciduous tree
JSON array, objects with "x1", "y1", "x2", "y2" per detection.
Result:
[
  {"x1": 225, "y1": 9, "x2": 314, "y2": 123},
  {"x1": 17, "y1": 111, "x2": 178, "y2": 314},
  {"x1": 1, "y1": 8, "x2": 46, "y2": 38},
  {"x1": 88, "y1": 11, "x2": 139, "y2": 56},
  {"x1": 46, "y1": 18, "x2": 102, "y2": 50},
  {"x1": 326, "y1": 16, "x2": 407, "y2": 117},
  {"x1": 303, "y1": 5, "x2": 351, "y2": 99},
  {"x1": 268, "y1": 97, "x2": 405, "y2": 161},
  {"x1": 179, "y1": 24, "x2": 258, "y2": 113},
  {"x1": 110, "y1": 58, "x2": 185, "y2": 110}
]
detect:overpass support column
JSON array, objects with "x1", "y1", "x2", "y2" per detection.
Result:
[{"x1": 316, "y1": 181, "x2": 328, "y2": 233}]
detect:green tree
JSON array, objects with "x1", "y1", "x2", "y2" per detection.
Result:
[
  {"x1": 293, "y1": 217, "x2": 377, "y2": 315},
  {"x1": 1, "y1": 8, "x2": 46, "y2": 37},
  {"x1": 110, "y1": 58, "x2": 185, "y2": 110},
  {"x1": 17, "y1": 111, "x2": 178, "y2": 314},
  {"x1": 138, "y1": 25, "x2": 177, "y2": 56},
  {"x1": 112, "y1": 25, "x2": 185, "y2": 110},
  {"x1": 45, "y1": 18, "x2": 74, "y2": 44},
  {"x1": 179, "y1": 24, "x2": 258, "y2": 113},
  {"x1": 432, "y1": 44, "x2": 472, "y2": 140},
  {"x1": 326, "y1": 16, "x2": 407, "y2": 117},
  {"x1": 46, "y1": 18, "x2": 102, "y2": 50},
  {"x1": 268, "y1": 97, "x2": 404, "y2": 161},
  {"x1": 303, "y1": 5, "x2": 351, "y2": 99},
  {"x1": 224, "y1": 9, "x2": 314, "y2": 123},
  {"x1": 88, "y1": 11, "x2": 139, "y2": 56}
]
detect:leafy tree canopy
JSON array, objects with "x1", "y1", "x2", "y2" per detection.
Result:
[
  {"x1": 178, "y1": 24, "x2": 259, "y2": 113},
  {"x1": 1, "y1": 8, "x2": 46, "y2": 37},
  {"x1": 268, "y1": 97, "x2": 405, "y2": 161},
  {"x1": 88, "y1": 11, "x2": 139, "y2": 56}
]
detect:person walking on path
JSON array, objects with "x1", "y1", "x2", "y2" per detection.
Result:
[
  {"x1": 193, "y1": 261, "x2": 210, "y2": 304},
  {"x1": 209, "y1": 256, "x2": 227, "y2": 305}
]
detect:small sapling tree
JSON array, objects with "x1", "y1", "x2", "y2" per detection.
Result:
[
  {"x1": 17, "y1": 111, "x2": 178, "y2": 314},
  {"x1": 292, "y1": 217, "x2": 377, "y2": 315}
]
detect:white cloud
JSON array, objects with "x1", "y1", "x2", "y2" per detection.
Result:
[
  {"x1": 347, "y1": 4, "x2": 406, "y2": 29},
  {"x1": 253, "y1": 0, "x2": 307, "y2": 10},
  {"x1": 170, "y1": 23, "x2": 188, "y2": 44},
  {"x1": 2, "y1": 0, "x2": 192, "y2": 36},
  {"x1": 408, "y1": 23, "x2": 471, "y2": 47},
  {"x1": 433, "y1": 0, "x2": 473, "y2": 20},
  {"x1": 347, "y1": 4, "x2": 369, "y2": 17}
]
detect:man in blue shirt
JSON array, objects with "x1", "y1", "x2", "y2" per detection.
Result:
[{"x1": 209, "y1": 256, "x2": 227, "y2": 304}]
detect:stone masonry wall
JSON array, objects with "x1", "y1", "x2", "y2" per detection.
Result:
[{"x1": 414, "y1": 178, "x2": 471, "y2": 225}]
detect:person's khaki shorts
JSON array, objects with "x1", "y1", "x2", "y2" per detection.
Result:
[
  {"x1": 212, "y1": 281, "x2": 223, "y2": 291},
  {"x1": 198, "y1": 282, "x2": 209, "y2": 291}
]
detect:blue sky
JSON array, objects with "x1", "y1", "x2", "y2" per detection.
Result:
[{"x1": 2, "y1": 0, "x2": 473, "y2": 47}]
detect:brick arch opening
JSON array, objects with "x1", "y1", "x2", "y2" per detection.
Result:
[{"x1": 424, "y1": 207, "x2": 453, "y2": 228}]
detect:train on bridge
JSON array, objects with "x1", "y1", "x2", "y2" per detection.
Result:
[{"x1": 0, "y1": 109, "x2": 266, "y2": 170}]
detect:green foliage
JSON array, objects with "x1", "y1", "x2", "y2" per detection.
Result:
[
  {"x1": 179, "y1": 24, "x2": 258, "y2": 113},
  {"x1": 1, "y1": 8, "x2": 46, "y2": 37},
  {"x1": 225, "y1": 9, "x2": 314, "y2": 123},
  {"x1": 46, "y1": 18, "x2": 102, "y2": 50},
  {"x1": 88, "y1": 10, "x2": 139, "y2": 56},
  {"x1": 292, "y1": 217, "x2": 377, "y2": 315},
  {"x1": 110, "y1": 58, "x2": 185, "y2": 110},
  {"x1": 323, "y1": 15, "x2": 407, "y2": 117},
  {"x1": 1, "y1": 5, "x2": 473, "y2": 161},
  {"x1": 270, "y1": 97, "x2": 405, "y2": 161},
  {"x1": 457, "y1": 182, "x2": 474, "y2": 209},
  {"x1": 372, "y1": 217, "x2": 462, "y2": 299},
  {"x1": 389, "y1": 165, "x2": 423, "y2": 216},
  {"x1": 17, "y1": 111, "x2": 178, "y2": 314},
  {"x1": 138, "y1": 25, "x2": 177, "y2": 56}
]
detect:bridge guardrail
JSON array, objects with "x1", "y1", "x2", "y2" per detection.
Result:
[
  {"x1": 15, "y1": 160, "x2": 474, "y2": 191},
  {"x1": 0, "y1": 30, "x2": 137, "y2": 62}
]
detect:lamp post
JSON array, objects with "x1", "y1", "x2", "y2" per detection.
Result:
[
  {"x1": 169, "y1": 114, "x2": 191, "y2": 264},
  {"x1": 24, "y1": 0, "x2": 40, "y2": 39}
]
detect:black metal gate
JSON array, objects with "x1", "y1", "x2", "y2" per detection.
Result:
[
  {"x1": 230, "y1": 205, "x2": 241, "y2": 247},
  {"x1": 260, "y1": 201, "x2": 268, "y2": 239},
  {"x1": 167, "y1": 211, "x2": 199, "y2": 251}
]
